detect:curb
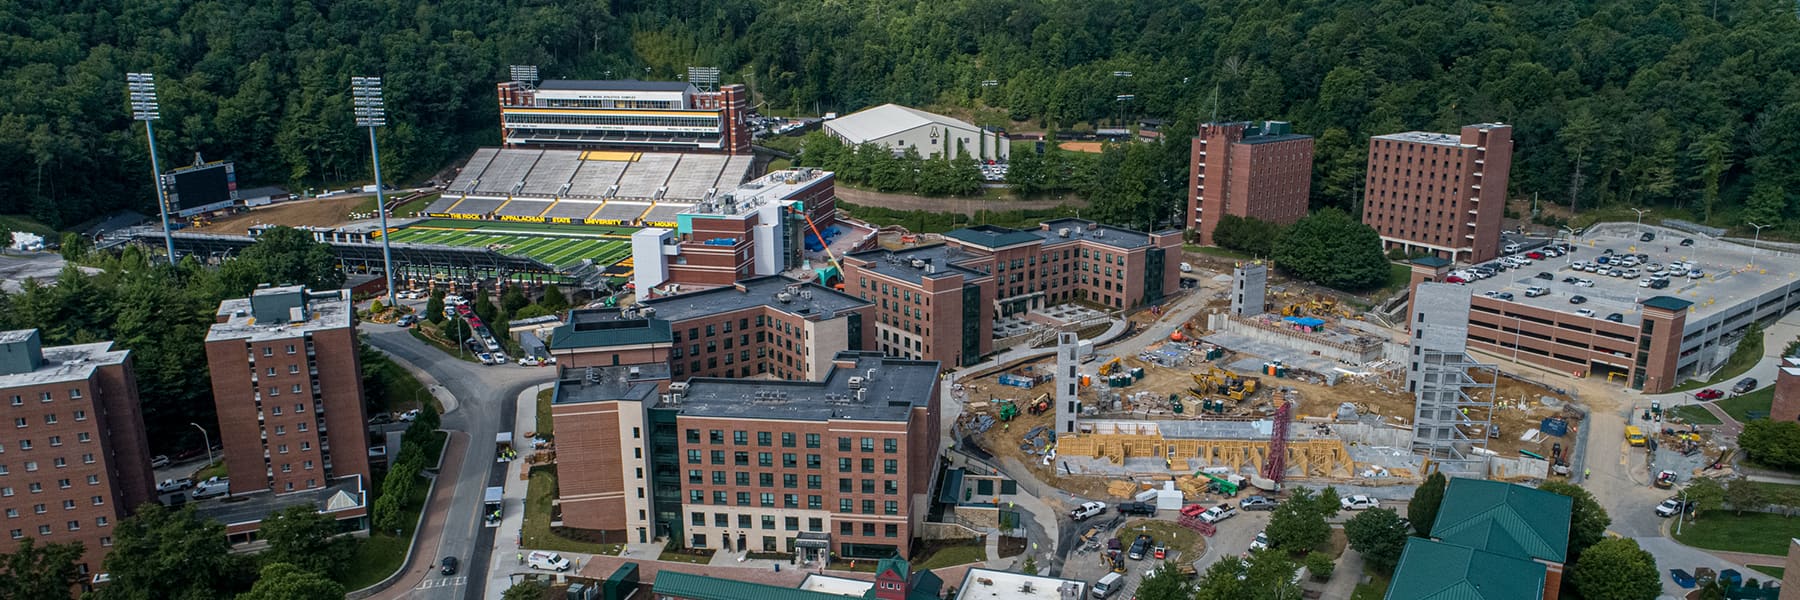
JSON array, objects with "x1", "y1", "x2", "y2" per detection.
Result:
[{"x1": 347, "y1": 431, "x2": 459, "y2": 599}]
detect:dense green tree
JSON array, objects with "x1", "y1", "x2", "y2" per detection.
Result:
[
  {"x1": 1739, "y1": 421, "x2": 1800, "y2": 471},
  {"x1": 224, "y1": 227, "x2": 344, "y2": 293},
  {"x1": 514, "y1": 304, "x2": 554, "y2": 320},
  {"x1": 503, "y1": 581, "x2": 549, "y2": 600},
  {"x1": 1194, "y1": 551, "x2": 1300, "y2": 600},
  {"x1": 1134, "y1": 562, "x2": 1191, "y2": 600},
  {"x1": 1301, "y1": 551, "x2": 1335, "y2": 581},
  {"x1": 1408, "y1": 472, "x2": 1447, "y2": 537},
  {"x1": 1270, "y1": 209, "x2": 1388, "y2": 291},
  {"x1": 1210, "y1": 215, "x2": 1283, "y2": 257},
  {"x1": 501, "y1": 285, "x2": 530, "y2": 314},
  {"x1": 258, "y1": 505, "x2": 348, "y2": 576},
  {"x1": 474, "y1": 289, "x2": 498, "y2": 324},
  {"x1": 1725, "y1": 478, "x2": 1769, "y2": 515},
  {"x1": 426, "y1": 290, "x2": 446, "y2": 325},
  {"x1": 1571, "y1": 538, "x2": 1660, "y2": 600},
  {"x1": 58, "y1": 232, "x2": 89, "y2": 262},
  {"x1": 97, "y1": 505, "x2": 253, "y2": 600},
  {"x1": 1266, "y1": 486, "x2": 1332, "y2": 554},
  {"x1": 541, "y1": 286, "x2": 570, "y2": 313},
  {"x1": 1345, "y1": 508, "x2": 1409, "y2": 573},
  {"x1": 0, "y1": 537, "x2": 84, "y2": 600},
  {"x1": 1686, "y1": 477, "x2": 1727, "y2": 520},
  {"x1": 238, "y1": 563, "x2": 345, "y2": 600},
  {"x1": 1537, "y1": 481, "x2": 1611, "y2": 561}
]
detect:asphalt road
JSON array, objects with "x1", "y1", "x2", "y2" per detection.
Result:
[{"x1": 360, "y1": 311, "x2": 552, "y2": 599}]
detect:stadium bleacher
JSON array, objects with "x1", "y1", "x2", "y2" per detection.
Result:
[
  {"x1": 423, "y1": 195, "x2": 465, "y2": 214},
  {"x1": 718, "y1": 156, "x2": 755, "y2": 192},
  {"x1": 542, "y1": 200, "x2": 604, "y2": 220},
  {"x1": 616, "y1": 155, "x2": 680, "y2": 199},
  {"x1": 449, "y1": 148, "x2": 499, "y2": 193},
  {"x1": 567, "y1": 160, "x2": 629, "y2": 198},
  {"x1": 448, "y1": 198, "x2": 506, "y2": 216},
  {"x1": 640, "y1": 204, "x2": 688, "y2": 225},
  {"x1": 595, "y1": 201, "x2": 652, "y2": 222},
  {"x1": 664, "y1": 154, "x2": 729, "y2": 199},
  {"x1": 517, "y1": 151, "x2": 581, "y2": 197},
  {"x1": 473, "y1": 149, "x2": 542, "y2": 194},
  {"x1": 496, "y1": 199, "x2": 554, "y2": 218}
]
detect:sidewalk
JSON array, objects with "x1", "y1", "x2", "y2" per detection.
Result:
[
  {"x1": 362, "y1": 431, "x2": 469, "y2": 600},
  {"x1": 482, "y1": 383, "x2": 550, "y2": 599}
]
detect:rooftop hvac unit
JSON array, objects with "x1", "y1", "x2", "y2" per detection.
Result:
[
  {"x1": 777, "y1": 292, "x2": 793, "y2": 303},
  {"x1": 639, "y1": 307, "x2": 655, "y2": 317},
  {"x1": 848, "y1": 376, "x2": 864, "y2": 390},
  {"x1": 669, "y1": 382, "x2": 689, "y2": 394},
  {"x1": 1094, "y1": 229, "x2": 1104, "y2": 237},
  {"x1": 1058, "y1": 228, "x2": 1070, "y2": 238},
  {"x1": 855, "y1": 388, "x2": 867, "y2": 402},
  {"x1": 628, "y1": 366, "x2": 641, "y2": 376},
  {"x1": 910, "y1": 258, "x2": 925, "y2": 269}
]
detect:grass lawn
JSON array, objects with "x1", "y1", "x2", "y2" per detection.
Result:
[
  {"x1": 0, "y1": 214, "x2": 56, "y2": 237},
  {"x1": 522, "y1": 467, "x2": 623, "y2": 555},
  {"x1": 1750, "y1": 565, "x2": 1786, "y2": 579},
  {"x1": 913, "y1": 539, "x2": 986, "y2": 570},
  {"x1": 339, "y1": 472, "x2": 431, "y2": 590},
  {"x1": 1184, "y1": 244, "x2": 1255, "y2": 260},
  {"x1": 1384, "y1": 262, "x2": 1411, "y2": 292},
  {"x1": 535, "y1": 388, "x2": 554, "y2": 438},
  {"x1": 1118, "y1": 519, "x2": 1206, "y2": 564},
  {"x1": 1718, "y1": 387, "x2": 1775, "y2": 422},
  {"x1": 362, "y1": 350, "x2": 437, "y2": 414},
  {"x1": 191, "y1": 459, "x2": 227, "y2": 481},
  {"x1": 1671, "y1": 329, "x2": 1763, "y2": 392},
  {"x1": 659, "y1": 543, "x2": 713, "y2": 564},
  {"x1": 1673, "y1": 511, "x2": 1800, "y2": 555},
  {"x1": 1669, "y1": 404, "x2": 1723, "y2": 425},
  {"x1": 767, "y1": 158, "x2": 793, "y2": 171},
  {"x1": 1351, "y1": 567, "x2": 1392, "y2": 600}
]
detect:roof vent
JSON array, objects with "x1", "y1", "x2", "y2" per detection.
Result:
[
  {"x1": 848, "y1": 376, "x2": 864, "y2": 390},
  {"x1": 1058, "y1": 228, "x2": 1070, "y2": 238},
  {"x1": 777, "y1": 292, "x2": 793, "y2": 304}
]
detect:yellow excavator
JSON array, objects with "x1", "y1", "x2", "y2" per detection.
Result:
[{"x1": 1098, "y1": 357, "x2": 1124, "y2": 376}]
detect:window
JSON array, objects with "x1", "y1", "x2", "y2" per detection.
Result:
[
  {"x1": 757, "y1": 432, "x2": 772, "y2": 446},
  {"x1": 736, "y1": 472, "x2": 750, "y2": 486},
  {"x1": 263, "y1": 347, "x2": 274, "y2": 357},
  {"x1": 757, "y1": 452, "x2": 772, "y2": 467},
  {"x1": 863, "y1": 523, "x2": 876, "y2": 537},
  {"x1": 687, "y1": 450, "x2": 701, "y2": 464},
  {"x1": 47, "y1": 436, "x2": 60, "y2": 447},
  {"x1": 759, "y1": 473, "x2": 773, "y2": 487},
  {"x1": 862, "y1": 499, "x2": 875, "y2": 514},
  {"x1": 272, "y1": 407, "x2": 283, "y2": 416},
  {"x1": 760, "y1": 493, "x2": 774, "y2": 507},
  {"x1": 781, "y1": 432, "x2": 796, "y2": 448},
  {"x1": 838, "y1": 458, "x2": 852, "y2": 472},
  {"x1": 809, "y1": 517, "x2": 823, "y2": 531},
  {"x1": 686, "y1": 429, "x2": 701, "y2": 444},
  {"x1": 689, "y1": 490, "x2": 704, "y2": 503},
  {"x1": 737, "y1": 492, "x2": 750, "y2": 506},
  {"x1": 43, "y1": 414, "x2": 56, "y2": 425},
  {"x1": 734, "y1": 451, "x2": 749, "y2": 466},
  {"x1": 286, "y1": 344, "x2": 296, "y2": 354},
  {"x1": 885, "y1": 480, "x2": 898, "y2": 494},
  {"x1": 805, "y1": 434, "x2": 820, "y2": 448},
  {"x1": 862, "y1": 479, "x2": 875, "y2": 494},
  {"x1": 785, "y1": 516, "x2": 800, "y2": 531},
  {"x1": 711, "y1": 450, "x2": 725, "y2": 465},
  {"x1": 840, "y1": 478, "x2": 852, "y2": 492},
  {"x1": 690, "y1": 512, "x2": 704, "y2": 526},
  {"x1": 884, "y1": 438, "x2": 898, "y2": 453},
  {"x1": 885, "y1": 524, "x2": 899, "y2": 538},
  {"x1": 839, "y1": 499, "x2": 852, "y2": 513},
  {"x1": 75, "y1": 433, "x2": 87, "y2": 443},
  {"x1": 807, "y1": 454, "x2": 821, "y2": 469},
  {"x1": 838, "y1": 437, "x2": 852, "y2": 451},
  {"x1": 2, "y1": 509, "x2": 12, "y2": 518},
  {"x1": 32, "y1": 504, "x2": 45, "y2": 514},
  {"x1": 710, "y1": 430, "x2": 724, "y2": 444},
  {"x1": 95, "y1": 516, "x2": 107, "y2": 527},
  {"x1": 689, "y1": 470, "x2": 703, "y2": 484},
  {"x1": 8, "y1": 396, "x2": 18, "y2": 406},
  {"x1": 91, "y1": 496, "x2": 102, "y2": 506},
  {"x1": 739, "y1": 515, "x2": 752, "y2": 528},
  {"x1": 23, "y1": 462, "x2": 35, "y2": 473},
  {"x1": 734, "y1": 431, "x2": 748, "y2": 445},
  {"x1": 884, "y1": 459, "x2": 898, "y2": 474},
  {"x1": 885, "y1": 501, "x2": 899, "y2": 515},
  {"x1": 12, "y1": 418, "x2": 23, "y2": 429},
  {"x1": 782, "y1": 453, "x2": 797, "y2": 468},
  {"x1": 288, "y1": 365, "x2": 299, "y2": 374},
  {"x1": 861, "y1": 437, "x2": 875, "y2": 452},
  {"x1": 783, "y1": 474, "x2": 797, "y2": 488},
  {"x1": 807, "y1": 475, "x2": 821, "y2": 489},
  {"x1": 85, "y1": 475, "x2": 97, "y2": 485},
  {"x1": 861, "y1": 458, "x2": 875, "y2": 473},
  {"x1": 713, "y1": 471, "x2": 726, "y2": 485},
  {"x1": 761, "y1": 515, "x2": 775, "y2": 530},
  {"x1": 840, "y1": 522, "x2": 853, "y2": 536},
  {"x1": 784, "y1": 493, "x2": 798, "y2": 508}
]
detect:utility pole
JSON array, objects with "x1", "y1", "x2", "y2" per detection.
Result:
[
  {"x1": 127, "y1": 73, "x2": 176, "y2": 266},
  {"x1": 352, "y1": 76, "x2": 399, "y2": 308}
]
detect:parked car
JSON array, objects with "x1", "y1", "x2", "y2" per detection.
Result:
[
  {"x1": 527, "y1": 551, "x2": 570, "y2": 571},
  {"x1": 1655, "y1": 497, "x2": 1693, "y2": 518},
  {"x1": 1695, "y1": 389, "x2": 1724, "y2": 401},
  {"x1": 476, "y1": 352, "x2": 495, "y2": 365},
  {"x1": 156, "y1": 478, "x2": 193, "y2": 493},
  {"x1": 1733, "y1": 378, "x2": 1758, "y2": 394},
  {"x1": 1527, "y1": 251, "x2": 1546, "y2": 260},
  {"x1": 1116, "y1": 501, "x2": 1156, "y2": 516},
  {"x1": 1340, "y1": 495, "x2": 1380, "y2": 510},
  {"x1": 440, "y1": 556, "x2": 459, "y2": 575},
  {"x1": 1070, "y1": 501, "x2": 1108, "y2": 521},
  {"x1": 1153, "y1": 543, "x2": 1167, "y2": 560},
  {"x1": 192, "y1": 477, "x2": 230, "y2": 499},
  {"x1": 1569, "y1": 295, "x2": 1588, "y2": 305},
  {"x1": 1606, "y1": 313, "x2": 1625, "y2": 323},
  {"x1": 1575, "y1": 309, "x2": 1596, "y2": 318},
  {"x1": 1444, "y1": 275, "x2": 1467, "y2": 284},
  {"x1": 1650, "y1": 278, "x2": 1671, "y2": 289},
  {"x1": 1127, "y1": 535, "x2": 1153, "y2": 560},
  {"x1": 1249, "y1": 530, "x2": 1270, "y2": 551},
  {"x1": 1641, "y1": 232, "x2": 1656, "y2": 242},
  {"x1": 1524, "y1": 287, "x2": 1548, "y2": 298},
  {"x1": 1681, "y1": 238, "x2": 1695, "y2": 246},
  {"x1": 1199, "y1": 503, "x2": 1239, "y2": 524},
  {"x1": 150, "y1": 455, "x2": 170, "y2": 469},
  {"x1": 1574, "y1": 278, "x2": 1594, "y2": 287},
  {"x1": 1240, "y1": 496, "x2": 1278, "y2": 511},
  {"x1": 1535, "y1": 272, "x2": 1554, "y2": 280},
  {"x1": 1503, "y1": 242, "x2": 1522, "y2": 254},
  {"x1": 398, "y1": 409, "x2": 422, "y2": 422}
]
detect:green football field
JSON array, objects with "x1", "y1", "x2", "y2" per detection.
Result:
[{"x1": 383, "y1": 224, "x2": 632, "y2": 269}]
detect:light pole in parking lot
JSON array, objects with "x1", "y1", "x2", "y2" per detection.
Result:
[
  {"x1": 1748, "y1": 221, "x2": 1770, "y2": 270},
  {"x1": 190, "y1": 423, "x2": 213, "y2": 470},
  {"x1": 352, "y1": 76, "x2": 398, "y2": 309},
  {"x1": 1560, "y1": 226, "x2": 1578, "y2": 264},
  {"x1": 1630, "y1": 207, "x2": 1650, "y2": 239},
  {"x1": 127, "y1": 72, "x2": 177, "y2": 266}
]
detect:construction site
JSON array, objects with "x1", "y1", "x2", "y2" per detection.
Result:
[{"x1": 953, "y1": 261, "x2": 1584, "y2": 503}]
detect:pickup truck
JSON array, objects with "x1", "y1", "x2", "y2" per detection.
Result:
[
  {"x1": 1116, "y1": 501, "x2": 1156, "y2": 516},
  {"x1": 1199, "y1": 502, "x2": 1238, "y2": 524}
]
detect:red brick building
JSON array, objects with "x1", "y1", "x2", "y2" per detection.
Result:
[
  {"x1": 550, "y1": 277, "x2": 874, "y2": 382},
  {"x1": 0, "y1": 329, "x2": 153, "y2": 586},
  {"x1": 1775, "y1": 357, "x2": 1800, "y2": 423},
  {"x1": 552, "y1": 353, "x2": 940, "y2": 560},
  {"x1": 1363, "y1": 124, "x2": 1513, "y2": 263},
  {"x1": 840, "y1": 219, "x2": 1182, "y2": 367},
  {"x1": 1188, "y1": 121, "x2": 1315, "y2": 246},
  {"x1": 205, "y1": 286, "x2": 369, "y2": 496}
]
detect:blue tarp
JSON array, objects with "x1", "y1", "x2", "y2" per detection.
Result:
[{"x1": 1283, "y1": 317, "x2": 1326, "y2": 328}]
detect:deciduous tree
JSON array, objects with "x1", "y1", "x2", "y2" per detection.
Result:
[
  {"x1": 1571, "y1": 538, "x2": 1660, "y2": 600},
  {"x1": 0, "y1": 537, "x2": 84, "y2": 600},
  {"x1": 1344, "y1": 508, "x2": 1409, "y2": 573},
  {"x1": 1725, "y1": 478, "x2": 1769, "y2": 515},
  {"x1": 238, "y1": 563, "x2": 346, "y2": 600},
  {"x1": 259, "y1": 505, "x2": 348, "y2": 576},
  {"x1": 96, "y1": 505, "x2": 252, "y2": 600},
  {"x1": 1408, "y1": 472, "x2": 1447, "y2": 537},
  {"x1": 1266, "y1": 487, "x2": 1332, "y2": 554},
  {"x1": 1270, "y1": 209, "x2": 1388, "y2": 291},
  {"x1": 1537, "y1": 480, "x2": 1612, "y2": 560}
]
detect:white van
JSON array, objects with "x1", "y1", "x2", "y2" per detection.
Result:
[
  {"x1": 1091, "y1": 572, "x2": 1124, "y2": 599},
  {"x1": 528, "y1": 550, "x2": 570, "y2": 571},
  {"x1": 1503, "y1": 242, "x2": 1522, "y2": 254}
]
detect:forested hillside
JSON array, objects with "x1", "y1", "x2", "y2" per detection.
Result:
[{"x1": 3, "y1": 0, "x2": 1797, "y2": 232}]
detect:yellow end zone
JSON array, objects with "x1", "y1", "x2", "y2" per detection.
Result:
[{"x1": 578, "y1": 151, "x2": 642, "y2": 162}]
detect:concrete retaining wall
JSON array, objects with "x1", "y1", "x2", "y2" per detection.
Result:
[
  {"x1": 1488, "y1": 455, "x2": 1551, "y2": 480},
  {"x1": 919, "y1": 521, "x2": 985, "y2": 541},
  {"x1": 1334, "y1": 422, "x2": 1413, "y2": 447},
  {"x1": 1207, "y1": 313, "x2": 1385, "y2": 365}
]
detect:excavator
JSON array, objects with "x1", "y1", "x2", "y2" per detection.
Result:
[
  {"x1": 1098, "y1": 357, "x2": 1124, "y2": 376},
  {"x1": 1192, "y1": 367, "x2": 1260, "y2": 400},
  {"x1": 1025, "y1": 393, "x2": 1051, "y2": 415}
]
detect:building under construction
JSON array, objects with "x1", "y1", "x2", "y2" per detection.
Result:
[{"x1": 1407, "y1": 283, "x2": 1494, "y2": 476}]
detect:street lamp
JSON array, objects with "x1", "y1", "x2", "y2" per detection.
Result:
[
  {"x1": 1560, "y1": 226, "x2": 1578, "y2": 264},
  {"x1": 1748, "y1": 221, "x2": 1770, "y2": 270},
  {"x1": 189, "y1": 423, "x2": 213, "y2": 469},
  {"x1": 127, "y1": 73, "x2": 177, "y2": 266},
  {"x1": 353, "y1": 76, "x2": 399, "y2": 308},
  {"x1": 1630, "y1": 208, "x2": 1650, "y2": 238}
]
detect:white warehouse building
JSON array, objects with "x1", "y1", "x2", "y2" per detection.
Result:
[{"x1": 823, "y1": 104, "x2": 1010, "y2": 162}]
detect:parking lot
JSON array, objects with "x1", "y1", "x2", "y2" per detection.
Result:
[
  {"x1": 1460, "y1": 225, "x2": 1800, "y2": 325},
  {"x1": 1058, "y1": 506, "x2": 1272, "y2": 595}
]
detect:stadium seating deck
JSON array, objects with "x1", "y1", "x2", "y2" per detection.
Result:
[
  {"x1": 567, "y1": 160, "x2": 629, "y2": 198},
  {"x1": 496, "y1": 199, "x2": 554, "y2": 218},
  {"x1": 542, "y1": 200, "x2": 604, "y2": 220},
  {"x1": 596, "y1": 201, "x2": 652, "y2": 222},
  {"x1": 474, "y1": 149, "x2": 542, "y2": 194},
  {"x1": 616, "y1": 154, "x2": 680, "y2": 199},
  {"x1": 424, "y1": 195, "x2": 465, "y2": 214},
  {"x1": 449, "y1": 148, "x2": 499, "y2": 193},
  {"x1": 448, "y1": 198, "x2": 506, "y2": 216},
  {"x1": 718, "y1": 156, "x2": 756, "y2": 192},
  {"x1": 664, "y1": 154, "x2": 728, "y2": 199},
  {"x1": 517, "y1": 150, "x2": 581, "y2": 196},
  {"x1": 640, "y1": 204, "x2": 688, "y2": 225}
]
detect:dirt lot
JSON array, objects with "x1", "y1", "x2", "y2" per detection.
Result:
[{"x1": 191, "y1": 195, "x2": 370, "y2": 234}]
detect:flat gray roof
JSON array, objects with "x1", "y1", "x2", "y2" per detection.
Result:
[
  {"x1": 667, "y1": 351, "x2": 938, "y2": 422},
  {"x1": 1036, "y1": 218, "x2": 1153, "y2": 250},
  {"x1": 641, "y1": 276, "x2": 869, "y2": 323},
  {"x1": 191, "y1": 475, "x2": 365, "y2": 527},
  {"x1": 846, "y1": 244, "x2": 987, "y2": 285},
  {"x1": 1461, "y1": 224, "x2": 1800, "y2": 323},
  {"x1": 537, "y1": 79, "x2": 694, "y2": 93},
  {"x1": 1373, "y1": 131, "x2": 1468, "y2": 147},
  {"x1": 0, "y1": 341, "x2": 127, "y2": 389},
  {"x1": 208, "y1": 288, "x2": 354, "y2": 342},
  {"x1": 553, "y1": 364, "x2": 668, "y2": 406}
]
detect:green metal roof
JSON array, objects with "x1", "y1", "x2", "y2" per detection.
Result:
[
  {"x1": 1642, "y1": 296, "x2": 1693, "y2": 311},
  {"x1": 1431, "y1": 478, "x2": 1572, "y2": 564},
  {"x1": 1385, "y1": 538, "x2": 1546, "y2": 600},
  {"x1": 943, "y1": 225, "x2": 1043, "y2": 249},
  {"x1": 653, "y1": 570, "x2": 855, "y2": 600},
  {"x1": 547, "y1": 315, "x2": 672, "y2": 350}
]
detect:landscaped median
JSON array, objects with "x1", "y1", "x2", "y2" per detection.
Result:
[{"x1": 1672, "y1": 510, "x2": 1800, "y2": 556}]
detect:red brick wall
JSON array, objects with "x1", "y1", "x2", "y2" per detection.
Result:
[
  {"x1": 1189, "y1": 124, "x2": 1314, "y2": 246},
  {"x1": 0, "y1": 371, "x2": 144, "y2": 573},
  {"x1": 205, "y1": 339, "x2": 264, "y2": 495},
  {"x1": 552, "y1": 401, "x2": 627, "y2": 533},
  {"x1": 1775, "y1": 361, "x2": 1800, "y2": 423},
  {"x1": 206, "y1": 326, "x2": 367, "y2": 496},
  {"x1": 311, "y1": 328, "x2": 370, "y2": 488},
  {"x1": 1363, "y1": 125, "x2": 1512, "y2": 263}
]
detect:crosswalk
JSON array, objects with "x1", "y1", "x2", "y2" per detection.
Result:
[{"x1": 415, "y1": 576, "x2": 466, "y2": 590}]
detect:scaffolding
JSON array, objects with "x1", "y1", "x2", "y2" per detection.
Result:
[{"x1": 1409, "y1": 349, "x2": 1495, "y2": 477}]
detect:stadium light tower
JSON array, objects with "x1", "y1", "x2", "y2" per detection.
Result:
[
  {"x1": 127, "y1": 72, "x2": 177, "y2": 265},
  {"x1": 352, "y1": 76, "x2": 398, "y2": 308}
]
